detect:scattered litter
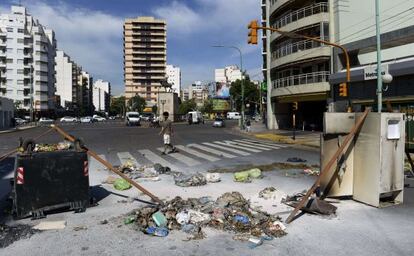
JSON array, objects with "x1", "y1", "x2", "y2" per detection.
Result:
[
  {"x1": 152, "y1": 212, "x2": 167, "y2": 227},
  {"x1": 258, "y1": 187, "x2": 278, "y2": 200},
  {"x1": 287, "y1": 157, "x2": 307, "y2": 163},
  {"x1": 174, "y1": 172, "x2": 207, "y2": 187},
  {"x1": 303, "y1": 168, "x2": 320, "y2": 176},
  {"x1": 138, "y1": 177, "x2": 161, "y2": 182},
  {"x1": 0, "y1": 224, "x2": 39, "y2": 248},
  {"x1": 145, "y1": 226, "x2": 169, "y2": 237},
  {"x1": 99, "y1": 220, "x2": 108, "y2": 225},
  {"x1": 248, "y1": 237, "x2": 263, "y2": 248},
  {"x1": 233, "y1": 215, "x2": 249, "y2": 225},
  {"x1": 154, "y1": 163, "x2": 171, "y2": 174},
  {"x1": 234, "y1": 168, "x2": 262, "y2": 183},
  {"x1": 113, "y1": 178, "x2": 132, "y2": 190},
  {"x1": 283, "y1": 193, "x2": 337, "y2": 216},
  {"x1": 33, "y1": 220, "x2": 66, "y2": 230},
  {"x1": 187, "y1": 210, "x2": 210, "y2": 224},
  {"x1": 73, "y1": 225, "x2": 87, "y2": 231},
  {"x1": 103, "y1": 176, "x2": 117, "y2": 184},
  {"x1": 205, "y1": 173, "x2": 221, "y2": 183},
  {"x1": 124, "y1": 216, "x2": 136, "y2": 225}
]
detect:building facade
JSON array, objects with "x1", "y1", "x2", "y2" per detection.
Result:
[
  {"x1": 124, "y1": 16, "x2": 166, "y2": 106},
  {"x1": 78, "y1": 71, "x2": 93, "y2": 114},
  {"x1": 189, "y1": 82, "x2": 209, "y2": 107},
  {"x1": 180, "y1": 88, "x2": 189, "y2": 101},
  {"x1": 93, "y1": 79, "x2": 111, "y2": 113},
  {"x1": 55, "y1": 50, "x2": 81, "y2": 109},
  {"x1": 166, "y1": 64, "x2": 180, "y2": 93},
  {"x1": 0, "y1": 5, "x2": 57, "y2": 115},
  {"x1": 214, "y1": 65, "x2": 242, "y2": 83}
]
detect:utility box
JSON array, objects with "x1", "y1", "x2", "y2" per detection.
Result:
[
  {"x1": 12, "y1": 151, "x2": 89, "y2": 219},
  {"x1": 320, "y1": 112, "x2": 405, "y2": 207}
]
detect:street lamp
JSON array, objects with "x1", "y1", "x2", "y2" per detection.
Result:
[
  {"x1": 212, "y1": 45, "x2": 245, "y2": 130},
  {"x1": 375, "y1": 0, "x2": 383, "y2": 113}
]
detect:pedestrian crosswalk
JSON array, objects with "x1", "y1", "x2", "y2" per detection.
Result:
[{"x1": 89, "y1": 139, "x2": 289, "y2": 170}]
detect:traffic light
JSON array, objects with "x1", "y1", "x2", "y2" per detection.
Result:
[
  {"x1": 339, "y1": 83, "x2": 348, "y2": 97},
  {"x1": 248, "y1": 20, "x2": 258, "y2": 45},
  {"x1": 292, "y1": 101, "x2": 298, "y2": 111}
]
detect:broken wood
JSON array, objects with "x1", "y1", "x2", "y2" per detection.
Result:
[
  {"x1": 285, "y1": 108, "x2": 371, "y2": 224},
  {"x1": 50, "y1": 124, "x2": 163, "y2": 205}
]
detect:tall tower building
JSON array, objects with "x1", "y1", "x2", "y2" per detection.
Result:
[
  {"x1": 124, "y1": 16, "x2": 166, "y2": 106},
  {"x1": 166, "y1": 64, "x2": 180, "y2": 93}
]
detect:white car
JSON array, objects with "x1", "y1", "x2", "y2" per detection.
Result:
[
  {"x1": 38, "y1": 117, "x2": 54, "y2": 124},
  {"x1": 60, "y1": 116, "x2": 78, "y2": 122},
  {"x1": 80, "y1": 116, "x2": 93, "y2": 123},
  {"x1": 15, "y1": 118, "x2": 27, "y2": 125},
  {"x1": 125, "y1": 112, "x2": 141, "y2": 126},
  {"x1": 93, "y1": 115, "x2": 106, "y2": 122}
]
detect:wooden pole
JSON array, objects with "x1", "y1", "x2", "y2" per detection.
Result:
[
  {"x1": 50, "y1": 124, "x2": 163, "y2": 205},
  {"x1": 285, "y1": 108, "x2": 370, "y2": 223}
]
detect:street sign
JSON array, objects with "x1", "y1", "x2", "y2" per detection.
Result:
[
  {"x1": 364, "y1": 64, "x2": 389, "y2": 80},
  {"x1": 260, "y1": 82, "x2": 267, "y2": 92}
]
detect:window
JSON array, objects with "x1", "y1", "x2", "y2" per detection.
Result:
[
  {"x1": 17, "y1": 38, "x2": 24, "y2": 43},
  {"x1": 6, "y1": 59, "x2": 13, "y2": 63},
  {"x1": 18, "y1": 28, "x2": 24, "y2": 33},
  {"x1": 17, "y1": 90, "x2": 23, "y2": 95},
  {"x1": 6, "y1": 28, "x2": 13, "y2": 32},
  {"x1": 17, "y1": 69, "x2": 24, "y2": 74},
  {"x1": 17, "y1": 80, "x2": 24, "y2": 85}
]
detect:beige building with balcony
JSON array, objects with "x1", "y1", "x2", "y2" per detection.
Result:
[
  {"x1": 124, "y1": 16, "x2": 166, "y2": 106},
  {"x1": 263, "y1": 0, "x2": 331, "y2": 130}
]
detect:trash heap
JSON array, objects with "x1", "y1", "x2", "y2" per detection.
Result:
[
  {"x1": 32, "y1": 141, "x2": 72, "y2": 152},
  {"x1": 124, "y1": 192, "x2": 287, "y2": 243},
  {"x1": 120, "y1": 163, "x2": 170, "y2": 180}
]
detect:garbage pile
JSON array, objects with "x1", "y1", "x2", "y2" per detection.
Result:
[
  {"x1": 123, "y1": 192, "x2": 287, "y2": 242},
  {"x1": 119, "y1": 162, "x2": 169, "y2": 180},
  {"x1": 32, "y1": 141, "x2": 72, "y2": 152}
]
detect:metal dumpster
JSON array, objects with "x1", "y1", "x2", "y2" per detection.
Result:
[{"x1": 12, "y1": 150, "x2": 89, "y2": 219}]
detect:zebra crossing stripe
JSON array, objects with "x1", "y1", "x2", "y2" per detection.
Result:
[
  {"x1": 227, "y1": 140, "x2": 272, "y2": 151},
  {"x1": 139, "y1": 149, "x2": 174, "y2": 168},
  {"x1": 175, "y1": 145, "x2": 220, "y2": 162},
  {"x1": 188, "y1": 144, "x2": 237, "y2": 158},
  {"x1": 117, "y1": 152, "x2": 141, "y2": 168},
  {"x1": 233, "y1": 139, "x2": 281, "y2": 149},
  {"x1": 89, "y1": 154, "x2": 107, "y2": 170},
  {"x1": 156, "y1": 148, "x2": 201, "y2": 166},
  {"x1": 214, "y1": 141, "x2": 261, "y2": 153},
  {"x1": 202, "y1": 142, "x2": 250, "y2": 156},
  {"x1": 240, "y1": 139, "x2": 288, "y2": 148}
]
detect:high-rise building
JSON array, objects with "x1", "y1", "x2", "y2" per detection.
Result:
[
  {"x1": 214, "y1": 66, "x2": 242, "y2": 83},
  {"x1": 55, "y1": 50, "x2": 81, "y2": 108},
  {"x1": 180, "y1": 88, "x2": 189, "y2": 101},
  {"x1": 189, "y1": 82, "x2": 208, "y2": 107},
  {"x1": 93, "y1": 79, "x2": 111, "y2": 113},
  {"x1": 78, "y1": 70, "x2": 93, "y2": 114},
  {"x1": 124, "y1": 16, "x2": 166, "y2": 106},
  {"x1": 166, "y1": 64, "x2": 180, "y2": 93},
  {"x1": 0, "y1": 5, "x2": 57, "y2": 114}
]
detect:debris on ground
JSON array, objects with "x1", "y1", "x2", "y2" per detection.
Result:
[
  {"x1": 286, "y1": 157, "x2": 307, "y2": 163},
  {"x1": 303, "y1": 168, "x2": 320, "y2": 176},
  {"x1": 0, "y1": 224, "x2": 40, "y2": 248},
  {"x1": 152, "y1": 212, "x2": 167, "y2": 227},
  {"x1": 174, "y1": 172, "x2": 207, "y2": 187},
  {"x1": 120, "y1": 162, "x2": 159, "y2": 180},
  {"x1": 283, "y1": 193, "x2": 337, "y2": 216},
  {"x1": 153, "y1": 163, "x2": 171, "y2": 174},
  {"x1": 258, "y1": 187, "x2": 278, "y2": 200},
  {"x1": 33, "y1": 141, "x2": 73, "y2": 152},
  {"x1": 33, "y1": 220, "x2": 66, "y2": 230},
  {"x1": 234, "y1": 168, "x2": 262, "y2": 183},
  {"x1": 73, "y1": 225, "x2": 87, "y2": 231},
  {"x1": 113, "y1": 178, "x2": 132, "y2": 190},
  {"x1": 99, "y1": 220, "x2": 108, "y2": 225},
  {"x1": 123, "y1": 191, "x2": 287, "y2": 241},
  {"x1": 205, "y1": 173, "x2": 221, "y2": 183},
  {"x1": 103, "y1": 176, "x2": 117, "y2": 184},
  {"x1": 209, "y1": 162, "x2": 319, "y2": 174}
]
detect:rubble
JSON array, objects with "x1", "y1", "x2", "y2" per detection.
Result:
[
  {"x1": 174, "y1": 172, "x2": 207, "y2": 187},
  {"x1": 258, "y1": 187, "x2": 278, "y2": 200},
  {"x1": 123, "y1": 191, "x2": 287, "y2": 240},
  {"x1": 0, "y1": 224, "x2": 40, "y2": 248}
]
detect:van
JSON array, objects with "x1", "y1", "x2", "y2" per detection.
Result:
[
  {"x1": 227, "y1": 112, "x2": 241, "y2": 120},
  {"x1": 187, "y1": 111, "x2": 204, "y2": 124},
  {"x1": 125, "y1": 112, "x2": 141, "y2": 126}
]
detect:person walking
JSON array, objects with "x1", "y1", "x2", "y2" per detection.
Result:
[
  {"x1": 246, "y1": 119, "x2": 251, "y2": 133},
  {"x1": 159, "y1": 111, "x2": 176, "y2": 154}
]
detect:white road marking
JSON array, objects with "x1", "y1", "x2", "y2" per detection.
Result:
[
  {"x1": 188, "y1": 144, "x2": 236, "y2": 158},
  {"x1": 233, "y1": 139, "x2": 282, "y2": 149},
  {"x1": 156, "y1": 148, "x2": 201, "y2": 166},
  {"x1": 139, "y1": 149, "x2": 175, "y2": 168},
  {"x1": 202, "y1": 142, "x2": 250, "y2": 156},
  {"x1": 240, "y1": 139, "x2": 288, "y2": 148},
  {"x1": 175, "y1": 145, "x2": 219, "y2": 162},
  {"x1": 229, "y1": 140, "x2": 274, "y2": 150},
  {"x1": 214, "y1": 141, "x2": 261, "y2": 153},
  {"x1": 117, "y1": 152, "x2": 140, "y2": 168},
  {"x1": 89, "y1": 154, "x2": 107, "y2": 170}
]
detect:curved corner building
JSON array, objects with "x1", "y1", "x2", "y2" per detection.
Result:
[{"x1": 263, "y1": 0, "x2": 331, "y2": 130}]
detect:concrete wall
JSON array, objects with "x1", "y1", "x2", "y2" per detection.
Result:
[{"x1": 158, "y1": 92, "x2": 179, "y2": 121}]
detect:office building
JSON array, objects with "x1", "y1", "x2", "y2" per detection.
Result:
[
  {"x1": 166, "y1": 64, "x2": 180, "y2": 93},
  {"x1": 214, "y1": 65, "x2": 242, "y2": 83},
  {"x1": 93, "y1": 79, "x2": 111, "y2": 113},
  {"x1": 55, "y1": 50, "x2": 81, "y2": 109}
]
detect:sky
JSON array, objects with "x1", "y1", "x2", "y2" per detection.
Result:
[{"x1": 0, "y1": 0, "x2": 263, "y2": 95}]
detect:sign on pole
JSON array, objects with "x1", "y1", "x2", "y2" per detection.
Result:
[{"x1": 364, "y1": 64, "x2": 389, "y2": 80}]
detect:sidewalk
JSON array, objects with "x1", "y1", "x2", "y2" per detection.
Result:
[
  {"x1": 235, "y1": 122, "x2": 321, "y2": 148},
  {"x1": 0, "y1": 124, "x2": 37, "y2": 134}
]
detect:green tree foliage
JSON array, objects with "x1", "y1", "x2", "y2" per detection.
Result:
[
  {"x1": 229, "y1": 77, "x2": 259, "y2": 112},
  {"x1": 110, "y1": 96, "x2": 126, "y2": 116},
  {"x1": 200, "y1": 99, "x2": 213, "y2": 114},
  {"x1": 179, "y1": 99, "x2": 197, "y2": 114},
  {"x1": 128, "y1": 95, "x2": 146, "y2": 112}
]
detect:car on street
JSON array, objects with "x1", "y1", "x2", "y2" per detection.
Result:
[
  {"x1": 15, "y1": 117, "x2": 27, "y2": 125},
  {"x1": 80, "y1": 116, "x2": 93, "y2": 123},
  {"x1": 93, "y1": 115, "x2": 106, "y2": 122},
  {"x1": 187, "y1": 111, "x2": 204, "y2": 124},
  {"x1": 140, "y1": 113, "x2": 154, "y2": 121},
  {"x1": 227, "y1": 112, "x2": 241, "y2": 120},
  {"x1": 125, "y1": 112, "x2": 141, "y2": 126},
  {"x1": 38, "y1": 117, "x2": 54, "y2": 125},
  {"x1": 212, "y1": 117, "x2": 225, "y2": 128},
  {"x1": 60, "y1": 116, "x2": 78, "y2": 122}
]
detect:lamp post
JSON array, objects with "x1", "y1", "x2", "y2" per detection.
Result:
[
  {"x1": 375, "y1": 0, "x2": 383, "y2": 113},
  {"x1": 212, "y1": 45, "x2": 244, "y2": 130}
]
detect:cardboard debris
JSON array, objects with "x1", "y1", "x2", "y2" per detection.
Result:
[{"x1": 33, "y1": 220, "x2": 67, "y2": 230}]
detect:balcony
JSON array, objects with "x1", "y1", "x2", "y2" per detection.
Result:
[
  {"x1": 269, "y1": 0, "x2": 292, "y2": 15},
  {"x1": 271, "y1": 71, "x2": 330, "y2": 97}
]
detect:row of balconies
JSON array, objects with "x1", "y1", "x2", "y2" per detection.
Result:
[
  {"x1": 125, "y1": 37, "x2": 166, "y2": 43},
  {"x1": 271, "y1": 36, "x2": 329, "y2": 60},
  {"x1": 272, "y1": 71, "x2": 329, "y2": 89},
  {"x1": 271, "y1": 2, "x2": 328, "y2": 29},
  {"x1": 124, "y1": 30, "x2": 166, "y2": 37},
  {"x1": 124, "y1": 24, "x2": 165, "y2": 30}
]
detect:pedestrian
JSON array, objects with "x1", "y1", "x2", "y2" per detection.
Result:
[
  {"x1": 246, "y1": 119, "x2": 251, "y2": 132},
  {"x1": 159, "y1": 111, "x2": 176, "y2": 154}
]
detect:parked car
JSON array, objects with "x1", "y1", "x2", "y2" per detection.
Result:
[
  {"x1": 15, "y1": 118, "x2": 27, "y2": 125},
  {"x1": 60, "y1": 116, "x2": 78, "y2": 122},
  {"x1": 227, "y1": 112, "x2": 241, "y2": 120},
  {"x1": 125, "y1": 112, "x2": 141, "y2": 126},
  {"x1": 80, "y1": 116, "x2": 93, "y2": 123},
  {"x1": 92, "y1": 115, "x2": 106, "y2": 122},
  {"x1": 140, "y1": 113, "x2": 154, "y2": 122},
  {"x1": 187, "y1": 111, "x2": 204, "y2": 124},
  {"x1": 212, "y1": 117, "x2": 225, "y2": 128},
  {"x1": 38, "y1": 117, "x2": 54, "y2": 125}
]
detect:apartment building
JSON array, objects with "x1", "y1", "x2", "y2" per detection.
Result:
[
  {"x1": 180, "y1": 88, "x2": 189, "y2": 101},
  {"x1": 166, "y1": 64, "x2": 181, "y2": 93},
  {"x1": 78, "y1": 71, "x2": 93, "y2": 114},
  {"x1": 93, "y1": 79, "x2": 111, "y2": 113},
  {"x1": 214, "y1": 65, "x2": 243, "y2": 83},
  {"x1": 55, "y1": 50, "x2": 81, "y2": 108},
  {"x1": 124, "y1": 16, "x2": 166, "y2": 106},
  {"x1": 189, "y1": 82, "x2": 209, "y2": 107},
  {"x1": 0, "y1": 5, "x2": 57, "y2": 114}
]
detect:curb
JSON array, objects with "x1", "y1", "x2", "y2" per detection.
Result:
[{"x1": 0, "y1": 125, "x2": 37, "y2": 134}]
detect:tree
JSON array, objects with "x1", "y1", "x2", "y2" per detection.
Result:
[
  {"x1": 178, "y1": 99, "x2": 196, "y2": 114},
  {"x1": 229, "y1": 77, "x2": 259, "y2": 113},
  {"x1": 200, "y1": 99, "x2": 213, "y2": 114},
  {"x1": 110, "y1": 96, "x2": 126, "y2": 116},
  {"x1": 128, "y1": 95, "x2": 146, "y2": 112}
]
